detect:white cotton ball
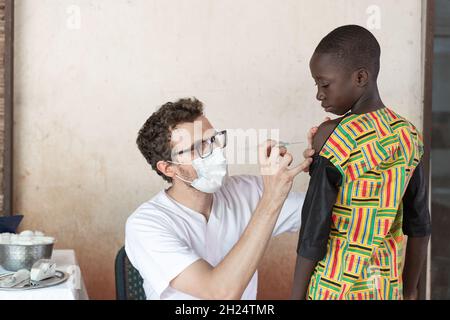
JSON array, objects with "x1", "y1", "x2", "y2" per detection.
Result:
[
  {"x1": 41, "y1": 236, "x2": 55, "y2": 244},
  {"x1": 33, "y1": 236, "x2": 46, "y2": 242},
  {"x1": 0, "y1": 233, "x2": 11, "y2": 243},
  {"x1": 1, "y1": 237, "x2": 10, "y2": 244},
  {"x1": 18, "y1": 236, "x2": 32, "y2": 242},
  {"x1": 15, "y1": 239, "x2": 33, "y2": 245},
  {"x1": 29, "y1": 236, "x2": 53, "y2": 245},
  {"x1": 20, "y1": 230, "x2": 34, "y2": 237},
  {"x1": 0, "y1": 231, "x2": 55, "y2": 245}
]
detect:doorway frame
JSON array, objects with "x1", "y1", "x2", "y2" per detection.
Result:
[
  {"x1": 1, "y1": 0, "x2": 13, "y2": 216},
  {"x1": 420, "y1": 0, "x2": 435, "y2": 300}
]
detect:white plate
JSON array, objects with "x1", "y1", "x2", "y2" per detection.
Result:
[{"x1": 0, "y1": 270, "x2": 69, "y2": 291}]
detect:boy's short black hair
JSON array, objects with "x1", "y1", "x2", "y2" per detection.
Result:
[{"x1": 314, "y1": 25, "x2": 381, "y2": 79}]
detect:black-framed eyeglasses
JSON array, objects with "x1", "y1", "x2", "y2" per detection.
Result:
[{"x1": 171, "y1": 130, "x2": 227, "y2": 160}]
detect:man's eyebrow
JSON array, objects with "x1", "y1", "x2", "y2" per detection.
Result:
[
  {"x1": 171, "y1": 139, "x2": 195, "y2": 153},
  {"x1": 172, "y1": 137, "x2": 204, "y2": 155},
  {"x1": 203, "y1": 130, "x2": 218, "y2": 140},
  {"x1": 172, "y1": 130, "x2": 218, "y2": 154}
]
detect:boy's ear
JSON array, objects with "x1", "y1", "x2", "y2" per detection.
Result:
[
  {"x1": 156, "y1": 160, "x2": 176, "y2": 179},
  {"x1": 353, "y1": 68, "x2": 370, "y2": 87}
]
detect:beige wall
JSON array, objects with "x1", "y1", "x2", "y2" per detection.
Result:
[{"x1": 14, "y1": 0, "x2": 426, "y2": 299}]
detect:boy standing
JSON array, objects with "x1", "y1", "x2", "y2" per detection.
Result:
[{"x1": 292, "y1": 25, "x2": 431, "y2": 300}]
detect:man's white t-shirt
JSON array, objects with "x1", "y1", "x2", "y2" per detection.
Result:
[{"x1": 125, "y1": 175, "x2": 305, "y2": 300}]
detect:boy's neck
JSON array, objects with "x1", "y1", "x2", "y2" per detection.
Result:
[{"x1": 350, "y1": 84, "x2": 386, "y2": 115}]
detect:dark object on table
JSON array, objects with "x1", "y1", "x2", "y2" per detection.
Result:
[
  {"x1": 0, "y1": 215, "x2": 24, "y2": 233},
  {"x1": 115, "y1": 246, "x2": 146, "y2": 300}
]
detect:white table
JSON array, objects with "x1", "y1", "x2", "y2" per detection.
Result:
[{"x1": 0, "y1": 249, "x2": 89, "y2": 300}]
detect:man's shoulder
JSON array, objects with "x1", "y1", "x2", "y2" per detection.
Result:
[{"x1": 126, "y1": 192, "x2": 173, "y2": 231}]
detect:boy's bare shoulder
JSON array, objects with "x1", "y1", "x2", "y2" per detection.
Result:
[{"x1": 312, "y1": 117, "x2": 345, "y2": 154}]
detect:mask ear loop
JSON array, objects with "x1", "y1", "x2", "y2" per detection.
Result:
[
  {"x1": 166, "y1": 160, "x2": 194, "y2": 184},
  {"x1": 174, "y1": 174, "x2": 193, "y2": 184}
]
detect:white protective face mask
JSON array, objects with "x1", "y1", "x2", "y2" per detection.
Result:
[{"x1": 170, "y1": 147, "x2": 228, "y2": 193}]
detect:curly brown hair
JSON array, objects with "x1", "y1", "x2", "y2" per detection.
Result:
[{"x1": 136, "y1": 98, "x2": 204, "y2": 183}]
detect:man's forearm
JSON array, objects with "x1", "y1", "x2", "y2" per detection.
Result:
[
  {"x1": 291, "y1": 255, "x2": 317, "y2": 300},
  {"x1": 402, "y1": 235, "x2": 430, "y2": 299},
  {"x1": 210, "y1": 194, "x2": 284, "y2": 299}
]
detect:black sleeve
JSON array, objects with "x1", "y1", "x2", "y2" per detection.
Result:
[
  {"x1": 297, "y1": 155, "x2": 342, "y2": 261},
  {"x1": 402, "y1": 161, "x2": 432, "y2": 237}
]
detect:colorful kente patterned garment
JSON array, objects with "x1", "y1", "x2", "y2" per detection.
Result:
[{"x1": 300, "y1": 107, "x2": 427, "y2": 300}]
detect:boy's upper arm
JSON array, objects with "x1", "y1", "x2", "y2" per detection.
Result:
[
  {"x1": 297, "y1": 157, "x2": 342, "y2": 261},
  {"x1": 312, "y1": 118, "x2": 343, "y2": 155},
  {"x1": 297, "y1": 117, "x2": 345, "y2": 261}
]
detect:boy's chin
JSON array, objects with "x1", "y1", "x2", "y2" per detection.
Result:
[
  {"x1": 331, "y1": 107, "x2": 351, "y2": 116},
  {"x1": 325, "y1": 107, "x2": 343, "y2": 115}
]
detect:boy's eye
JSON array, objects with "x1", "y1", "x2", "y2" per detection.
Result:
[{"x1": 315, "y1": 82, "x2": 329, "y2": 88}]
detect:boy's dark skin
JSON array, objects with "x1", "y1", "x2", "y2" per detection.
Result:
[{"x1": 291, "y1": 52, "x2": 430, "y2": 300}]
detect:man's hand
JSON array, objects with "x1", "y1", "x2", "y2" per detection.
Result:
[
  {"x1": 258, "y1": 140, "x2": 312, "y2": 206},
  {"x1": 171, "y1": 139, "x2": 312, "y2": 300},
  {"x1": 301, "y1": 117, "x2": 331, "y2": 172}
]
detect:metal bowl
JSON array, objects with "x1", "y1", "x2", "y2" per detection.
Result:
[{"x1": 0, "y1": 243, "x2": 54, "y2": 272}]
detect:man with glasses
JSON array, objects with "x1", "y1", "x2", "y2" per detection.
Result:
[{"x1": 125, "y1": 98, "x2": 316, "y2": 299}]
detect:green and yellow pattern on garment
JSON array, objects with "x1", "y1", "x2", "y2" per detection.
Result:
[{"x1": 308, "y1": 107, "x2": 424, "y2": 300}]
